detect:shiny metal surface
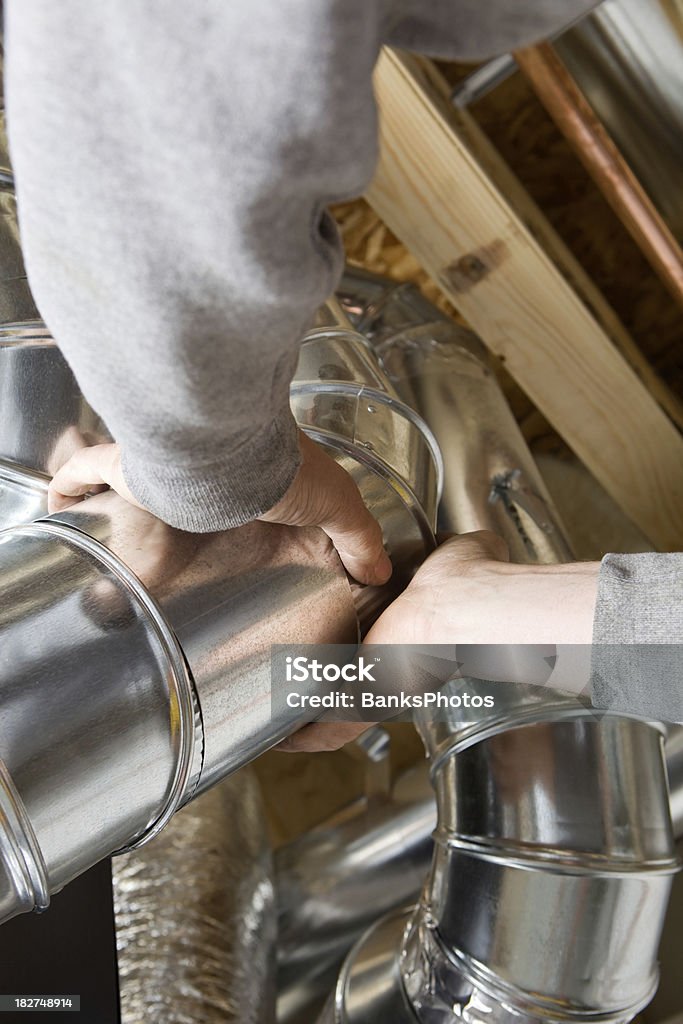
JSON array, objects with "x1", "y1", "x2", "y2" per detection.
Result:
[
  {"x1": 292, "y1": 326, "x2": 441, "y2": 599},
  {"x1": 0, "y1": 757, "x2": 49, "y2": 923},
  {"x1": 284, "y1": 722, "x2": 683, "y2": 1024},
  {"x1": 319, "y1": 911, "x2": 417, "y2": 1024},
  {"x1": 431, "y1": 716, "x2": 674, "y2": 866},
  {"x1": 0, "y1": 301, "x2": 439, "y2": 924},
  {"x1": 557, "y1": 0, "x2": 683, "y2": 240},
  {"x1": 419, "y1": 718, "x2": 676, "y2": 1016},
  {"x1": 330, "y1": 714, "x2": 677, "y2": 1024},
  {"x1": 277, "y1": 764, "x2": 435, "y2": 1024},
  {"x1": 451, "y1": 54, "x2": 519, "y2": 107},
  {"x1": 0, "y1": 105, "x2": 36, "y2": 319},
  {"x1": 114, "y1": 769, "x2": 276, "y2": 1024},
  {"x1": 667, "y1": 725, "x2": 683, "y2": 841},
  {"x1": 427, "y1": 850, "x2": 672, "y2": 1010},
  {"x1": 340, "y1": 267, "x2": 572, "y2": 564},
  {"x1": 46, "y1": 492, "x2": 359, "y2": 792},
  {"x1": 0, "y1": 323, "x2": 109, "y2": 474},
  {"x1": 0, "y1": 522, "x2": 200, "y2": 911},
  {"x1": 0, "y1": 461, "x2": 48, "y2": 533},
  {"x1": 0, "y1": 190, "x2": 36, "y2": 323},
  {"x1": 327, "y1": 270, "x2": 679, "y2": 1024},
  {"x1": 295, "y1": 327, "x2": 397, "y2": 394},
  {"x1": 0, "y1": 323, "x2": 110, "y2": 528},
  {"x1": 0, "y1": 487, "x2": 355, "y2": 926}
]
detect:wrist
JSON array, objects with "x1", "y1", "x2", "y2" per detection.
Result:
[{"x1": 490, "y1": 561, "x2": 600, "y2": 645}]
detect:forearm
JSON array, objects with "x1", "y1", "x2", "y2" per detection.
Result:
[
  {"x1": 473, "y1": 555, "x2": 683, "y2": 723},
  {"x1": 4, "y1": 0, "x2": 382, "y2": 530},
  {"x1": 476, "y1": 561, "x2": 599, "y2": 646}
]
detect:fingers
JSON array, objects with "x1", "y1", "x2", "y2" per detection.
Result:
[
  {"x1": 318, "y1": 465, "x2": 392, "y2": 587},
  {"x1": 261, "y1": 432, "x2": 392, "y2": 587},
  {"x1": 48, "y1": 443, "x2": 140, "y2": 514},
  {"x1": 276, "y1": 722, "x2": 371, "y2": 753}
]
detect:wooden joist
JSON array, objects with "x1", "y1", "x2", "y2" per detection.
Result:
[{"x1": 366, "y1": 49, "x2": 683, "y2": 551}]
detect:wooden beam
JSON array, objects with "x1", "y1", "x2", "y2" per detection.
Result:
[
  {"x1": 366, "y1": 48, "x2": 683, "y2": 551},
  {"x1": 407, "y1": 58, "x2": 683, "y2": 436}
]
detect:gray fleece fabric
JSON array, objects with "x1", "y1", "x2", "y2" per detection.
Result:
[
  {"x1": 591, "y1": 553, "x2": 683, "y2": 723},
  {"x1": 4, "y1": 0, "x2": 596, "y2": 530}
]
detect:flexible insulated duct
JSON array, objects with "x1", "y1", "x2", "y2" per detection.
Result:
[
  {"x1": 113, "y1": 768, "x2": 276, "y2": 1024},
  {"x1": 321, "y1": 269, "x2": 679, "y2": 1024},
  {"x1": 0, "y1": 299, "x2": 441, "y2": 925}
]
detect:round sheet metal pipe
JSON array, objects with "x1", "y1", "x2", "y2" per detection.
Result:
[
  {"x1": 0, "y1": 310, "x2": 441, "y2": 926},
  {"x1": 321, "y1": 269, "x2": 680, "y2": 1024},
  {"x1": 276, "y1": 762, "x2": 436, "y2": 1024},
  {"x1": 277, "y1": 722, "x2": 683, "y2": 1024},
  {"x1": 0, "y1": 322, "x2": 110, "y2": 528}
]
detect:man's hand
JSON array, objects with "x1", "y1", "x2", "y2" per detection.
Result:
[
  {"x1": 48, "y1": 432, "x2": 392, "y2": 586},
  {"x1": 48, "y1": 443, "x2": 144, "y2": 514},
  {"x1": 47, "y1": 433, "x2": 394, "y2": 756},
  {"x1": 365, "y1": 531, "x2": 599, "y2": 647},
  {"x1": 260, "y1": 431, "x2": 392, "y2": 586},
  {"x1": 276, "y1": 721, "x2": 370, "y2": 753}
]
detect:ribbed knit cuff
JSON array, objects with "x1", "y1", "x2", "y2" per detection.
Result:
[
  {"x1": 120, "y1": 408, "x2": 302, "y2": 533},
  {"x1": 590, "y1": 553, "x2": 683, "y2": 723}
]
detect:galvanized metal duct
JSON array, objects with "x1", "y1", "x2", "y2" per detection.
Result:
[
  {"x1": 276, "y1": 761, "x2": 436, "y2": 1024},
  {"x1": 0, "y1": 108, "x2": 39, "y2": 325},
  {"x1": 338, "y1": 267, "x2": 572, "y2": 563},
  {"x1": 0, "y1": 300, "x2": 441, "y2": 925},
  {"x1": 668, "y1": 725, "x2": 683, "y2": 840},
  {"x1": 321, "y1": 269, "x2": 679, "y2": 1024},
  {"x1": 277, "y1": 728, "x2": 683, "y2": 1024},
  {"x1": 0, "y1": 142, "x2": 109, "y2": 527},
  {"x1": 0, "y1": 322, "x2": 110, "y2": 527}
]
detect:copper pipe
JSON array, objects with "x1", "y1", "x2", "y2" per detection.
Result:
[{"x1": 514, "y1": 41, "x2": 683, "y2": 314}]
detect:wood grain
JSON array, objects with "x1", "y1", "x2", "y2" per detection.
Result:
[
  {"x1": 366, "y1": 49, "x2": 683, "y2": 550},
  {"x1": 405, "y1": 57, "x2": 683, "y2": 435}
]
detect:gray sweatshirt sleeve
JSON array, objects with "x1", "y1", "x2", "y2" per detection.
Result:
[
  {"x1": 591, "y1": 553, "x2": 683, "y2": 723},
  {"x1": 4, "y1": 0, "x2": 597, "y2": 532}
]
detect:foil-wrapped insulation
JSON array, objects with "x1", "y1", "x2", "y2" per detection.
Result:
[{"x1": 113, "y1": 769, "x2": 275, "y2": 1024}]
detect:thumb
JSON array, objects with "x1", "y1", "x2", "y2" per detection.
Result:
[
  {"x1": 318, "y1": 468, "x2": 393, "y2": 586},
  {"x1": 261, "y1": 433, "x2": 392, "y2": 586}
]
